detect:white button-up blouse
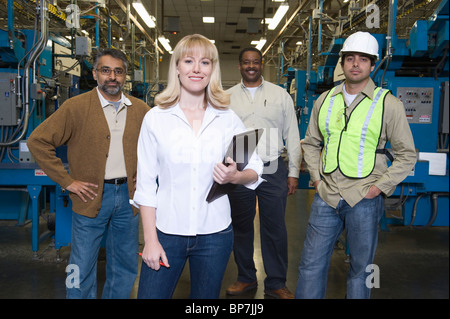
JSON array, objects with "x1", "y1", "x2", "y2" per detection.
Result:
[{"x1": 132, "y1": 103, "x2": 264, "y2": 236}]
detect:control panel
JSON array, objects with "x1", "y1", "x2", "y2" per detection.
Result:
[
  {"x1": 0, "y1": 72, "x2": 18, "y2": 126},
  {"x1": 396, "y1": 87, "x2": 433, "y2": 124}
]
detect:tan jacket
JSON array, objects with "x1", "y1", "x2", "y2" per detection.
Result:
[
  {"x1": 302, "y1": 79, "x2": 417, "y2": 208},
  {"x1": 27, "y1": 88, "x2": 150, "y2": 217}
]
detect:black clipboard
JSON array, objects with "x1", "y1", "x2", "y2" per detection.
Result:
[{"x1": 206, "y1": 129, "x2": 264, "y2": 203}]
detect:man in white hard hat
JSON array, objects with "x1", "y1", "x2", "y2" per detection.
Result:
[{"x1": 295, "y1": 31, "x2": 416, "y2": 299}]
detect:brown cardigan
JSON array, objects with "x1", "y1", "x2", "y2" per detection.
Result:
[{"x1": 27, "y1": 88, "x2": 150, "y2": 217}]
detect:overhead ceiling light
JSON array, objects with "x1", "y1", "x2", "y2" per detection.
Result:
[
  {"x1": 133, "y1": 1, "x2": 156, "y2": 28},
  {"x1": 251, "y1": 40, "x2": 259, "y2": 45},
  {"x1": 209, "y1": 39, "x2": 215, "y2": 43},
  {"x1": 158, "y1": 36, "x2": 172, "y2": 53},
  {"x1": 255, "y1": 37, "x2": 267, "y2": 50},
  {"x1": 268, "y1": 3, "x2": 289, "y2": 30},
  {"x1": 261, "y1": 18, "x2": 273, "y2": 24},
  {"x1": 203, "y1": 17, "x2": 215, "y2": 23}
]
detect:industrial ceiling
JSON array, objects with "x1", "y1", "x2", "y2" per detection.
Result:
[{"x1": 0, "y1": 0, "x2": 443, "y2": 75}]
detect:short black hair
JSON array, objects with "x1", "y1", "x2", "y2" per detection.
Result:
[
  {"x1": 340, "y1": 52, "x2": 376, "y2": 66},
  {"x1": 93, "y1": 48, "x2": 129, "y2": 72},
  {"x1": 239, "y1": 47, "x2": 263, "y2": 63}
]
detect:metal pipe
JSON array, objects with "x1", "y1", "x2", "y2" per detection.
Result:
[
  {"x1": 318, "y1": 0, "x2": 323, "y2": 53},
  {"x1": 7, "y1": 0, "x2": 14, "y2": 39},
  {"x1": 108, "y1": 11, "x2": 111, "y2": 48},
  {"x1": 260, "y1": 0, "x2": 266, "y2": 38},
  {"x1": 424, "y1": 192, "x2": 449, "y2": 228},
  {"x1": 408, "y1": 193, "x2": 428, "y2": 226},
  {"x1": 409, "y1": 192, "x2": 449, "y2": 227},
  {"x1": 380, "y1": 55, "x2": 391, "y2": 88},
  {"x1": 372, "y1": 55, "x2": 389, "y2": 79},
  {"x1": 96, "y1": 5, "x2": 100, "y2": 48},
  {"x1": 307, "y1": 17, "x2": 312, "y2": 83},
  {"x1": 278, "y1": 40, "x2": 285, "y2": 85},
  {"x1": 386, "y1": 0, "x2": 398, "y2": 57}
]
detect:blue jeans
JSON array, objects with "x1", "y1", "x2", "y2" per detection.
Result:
[
  {"x1": 137, "y1": 224, "x2": 233, "y2": 299},
  {"x1": 66, "y1": 182, "x2": 139, "y2": 299},
  {"x1": 295, "y1": 193, "x2": 384, "y2": 299}
]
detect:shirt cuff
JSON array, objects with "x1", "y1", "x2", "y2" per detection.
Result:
[
  {"x1": 131, "y1": 192, "x2": 157, "y2": 209},
  {"x1": 244, "y1": 175, "x2": 266, "y2": 190},
  {"x1": 129, "y1": 199, "x2": 139, "y2": 209},
  {"x1": 309, "y1": 170, "x2": 321, "y2": 184}
]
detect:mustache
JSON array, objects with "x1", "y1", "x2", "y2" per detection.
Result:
[
  {"x1": 245, "y1": 68, "x2": 258, "y2": 72},
  {"x1": 98, "y1": 81, "x2": 123, "y2": 95}
]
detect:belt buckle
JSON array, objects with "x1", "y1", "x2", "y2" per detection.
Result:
[
  {"x1": 115, "y1": 177, "x2": 126, "y2": 185},
  {"x1": 104, "y1": 177, "x2": 126, "y2": 185}
]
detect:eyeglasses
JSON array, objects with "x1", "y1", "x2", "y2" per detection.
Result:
[{"x1": 96, "y1": 67, "x2": 125, "y2": 76}]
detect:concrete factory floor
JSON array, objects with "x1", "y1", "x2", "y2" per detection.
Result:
[{"x1": 0, "y1": 189, "x2": 448, "y2": 300}]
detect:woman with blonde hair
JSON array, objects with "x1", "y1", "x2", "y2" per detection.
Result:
[
  {"x1": 155, "y1": 33, "x2": 229, "y2": 109},
  {"x1": 132, "y1": 34, "x2": 263, "y2": 299}
]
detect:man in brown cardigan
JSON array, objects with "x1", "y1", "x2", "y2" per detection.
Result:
[{"x1": 27, "y1": 48, "x2": 150, "y2": 298}]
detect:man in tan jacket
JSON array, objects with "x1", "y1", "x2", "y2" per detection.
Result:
[{"x1": 28, "y1": 48, "x2": 149, "y2": 298}]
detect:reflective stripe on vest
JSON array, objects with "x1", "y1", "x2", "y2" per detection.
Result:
[{"x1": 318, "y1": 87, "x2": 388, "y2": 178}]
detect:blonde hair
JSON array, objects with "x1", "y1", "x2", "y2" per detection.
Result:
[{"x1": 155, "y1": 34, "x2": 229, "y2": 109}]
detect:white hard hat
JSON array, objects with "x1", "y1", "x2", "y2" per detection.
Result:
[{"x1": 339, "y1": 31, "x2": 379, "y2": 61}]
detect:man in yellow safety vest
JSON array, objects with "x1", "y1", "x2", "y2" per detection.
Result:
[{"x1": 295, "y1": 31, "x2": 417, "y2": 299}]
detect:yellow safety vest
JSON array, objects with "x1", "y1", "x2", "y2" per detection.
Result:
[{"x1": 318, "y1": 87, "x2": 389, "y2": 178}]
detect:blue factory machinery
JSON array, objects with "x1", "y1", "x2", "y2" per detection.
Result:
[
  {"x1": 291, "y1": 0, "x2": 449, "y2": 228},
  {"x1": 0, "y1": 0, "x2": 161, "y2": 258}
]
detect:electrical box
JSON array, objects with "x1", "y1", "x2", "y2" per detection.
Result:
[
  {"x1": 0, "y1": 72, "x2": 18, "y2": 126},
  {"x1": 75, "y1": 36, "x2": 92, "y2": 57},
  {"x1": 134, "y1": 70, "x2": 143, "y2": 82},
  {"x1": 19, "y1": 140, "x2": 35, "y2": 163},
  {"x1": 30, "y1": 83, "x2": 44, "y2": 100},
  {"x1": 397, "y1": 87, "x2": 434, "y2": 124},
  {"x1": 312, "y1": 9, "x2": 321, "y2": 19}
]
